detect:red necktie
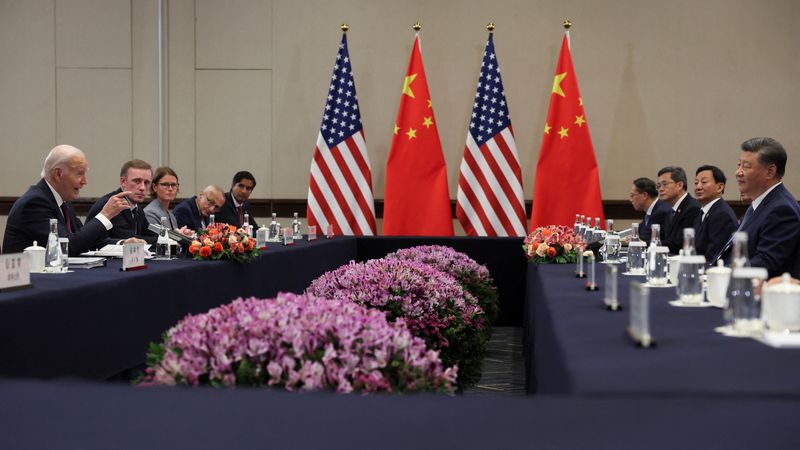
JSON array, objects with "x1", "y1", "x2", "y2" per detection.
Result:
[{"x1": 61, "y1": 203, "x2": 73, "y2": 233}]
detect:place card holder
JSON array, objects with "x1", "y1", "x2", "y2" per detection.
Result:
[
  {"x1": 585, "y1": 251, "x2": 599, "y2": 291},
  {"x1": 282, "y1": 227, "x2": 294, "y2": 246},
  {"x1": 575, "y1": 245, "x2": 586, "y2": 278},
  {"x1": 0, "y1": 253, "x2": 32, "y2": 292},
  {"x1": 627, "y1": 281, "x2": 655, "y2": 348},
  {"x1": 307, "y1": 225, "x2": 317, "y2": 241},
  {"x1": 603, "y1": 263, "x2": 621, "y2": 311},
  {"x1": 121, "y1": 242, "x2": 147, "y2": 272}
]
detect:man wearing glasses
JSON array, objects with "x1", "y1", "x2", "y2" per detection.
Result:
[
  {"x1": 657, "y1": 166, "x2": 701, "y2": 254},
  {"x1": 87, "y1": 160, "x2": 158, "y2": 245},
  {"x1": 629, "y1": 177, "x2": 672, "y2": 244},
  {"x1": 215, "y1": 171, "x2": 259, "y2": 229},
  {"x1": 173, "y1": 185, "x2": 226, "y2": 231}
]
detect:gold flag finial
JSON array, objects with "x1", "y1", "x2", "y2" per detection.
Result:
[
  {"x1": 486, "y1": 22, "x2": 495, "y2": 32},
  {"x1": 563, "y1": 20, "x2": 572, "y2": 30},
  {"x1": 341, "y1": 23, "x2": 349, "y2": 33},
  {"x1": 413, "y1": 21, "x2": 422, "y2": 32}
]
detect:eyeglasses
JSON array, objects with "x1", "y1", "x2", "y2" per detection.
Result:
[
  {"x1": 158, "y1": 182, "x2": 179, "y2": 189},
  {"x1": 656, "y1": 181, "x2": 675, "y2": 189}
]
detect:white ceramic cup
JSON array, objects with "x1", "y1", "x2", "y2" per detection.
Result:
[
  {"x1": 23, "y1": 241, "x2": 46, "y2": 273},
  {"x1": 762, "y1": 274, "x2": 800, "y2": 332},
  {"x1": 705, "y1": 262, "x2": 731, "y2": 308}
]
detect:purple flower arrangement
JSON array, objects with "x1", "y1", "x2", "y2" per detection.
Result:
[
  {"x1": 307, "y1": 257, "x2": 488, "y2": 387},
  {"x1": 140, "y1": 292, "x2": 456, "y2": 393},
  {"x1": 385, "y1": 245, "x2": 500, "y2": 324}
]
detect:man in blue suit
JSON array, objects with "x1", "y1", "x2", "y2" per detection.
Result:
[
  {"x1": 693, "y1": 165, "x2": 737, "y2": 263},
  {"x1": 86, "y1": 159, "x2": 158, "y2": 245},
  {"x1": 629, "y1": 177, "x2": 671, "y2": 244},
  {"x1": 173, "y1": 185, "x2": 225, "y2": 231},
  {"x1": 714, "y1": 137, "x2": 800, "y2": 277},
  {"x1": 215, "y1": 171, "x2": 259, "y2": 229},
  {"x1": 657, "y1": 166, "x2": 702, "y2": 254},
  {"x1": 3, "y1": 145, "x2": 131, "y2": 255}
]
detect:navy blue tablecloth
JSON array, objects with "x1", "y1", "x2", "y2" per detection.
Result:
[
  {"x1": 0, "y1": 236, "x2": 526, "y2": 380},
  {"x1": 0, "y1": 238, "x2": 357, "y2": 379},
  {"x1": 526, "y1": 263, "x2": 800, "y2": 397},
  {"x1": 1, "y1": 379, "x2": 798, "y2": 450}
]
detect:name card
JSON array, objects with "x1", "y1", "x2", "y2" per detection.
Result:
[
  {"x1": 627, "y1": 281, "x2": 655, "y2": 348},
  {"x1": 0, "y1": 253, "x2": 32, "y2": 291},
  {"x1": 282, "y1": 227, "x2": 294, "y2": 246},
  {"x1": 585, "y1": 251, "x2": 599, "y2": 291},
  {"x1": 603, "y1": 264, "x2": 621, "y2": 311},
  {"x1": 307, "y1": 225, "x2": 317, "y2": 241},
  {"x1": 326, "y1": 224, "x2": 334, "y2": 239},
  {"x1": 122, "y1": 242, "x2": 147, "y2": 271}
]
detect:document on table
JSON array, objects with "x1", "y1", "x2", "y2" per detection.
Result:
[{"x1": 82, "y1": 244, "x2": 152, "y2": 258}]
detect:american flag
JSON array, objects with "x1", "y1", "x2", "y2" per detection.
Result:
[
  {"x1": 456, "y1": 33, "x2": 527, "y2": 236},
  {"x1": 307, "y1": 34, "x2": 377, "y2": 236}
]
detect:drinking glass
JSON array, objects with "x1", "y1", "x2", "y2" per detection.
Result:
[
  {"x1": 627, "y1": 241, "x2": 647, "y2": 274},
  {"x1": 647, "y1": 246, "x2": 669, "y2": 285}
]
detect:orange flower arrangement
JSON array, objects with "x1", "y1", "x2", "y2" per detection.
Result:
[
  {"x1": 522, "y1": 225, "x2": 584, "y2": 264},
  {"x1": 189, "y1": 223, "x2": 260, "y2": 263}
]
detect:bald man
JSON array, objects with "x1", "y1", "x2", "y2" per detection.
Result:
[
  {"x1": 3, "y1": 145, "x2": 131, "y2": 255},
  {"x1": 172, "y1": 185, "x2": 225, "y2": 231}
]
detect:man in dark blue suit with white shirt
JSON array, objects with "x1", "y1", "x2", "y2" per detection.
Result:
[
  {"x1": 693, "y1": 165, "x2": 737, "y2": 263},
  {"x1": 3, "y1": 145, "x2": 131, "y2": 255},
  {"x1": 657, "y1": 166, "x2": 702, "y2": 254},
  {"x1": 714, "y1": 137, "x2": 800, "y2": 277},
  {"x1": 629, "y1": 177, "x2": 671, "y2": 244}
]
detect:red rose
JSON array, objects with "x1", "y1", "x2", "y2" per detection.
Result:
[
  {"x1": 213, "y1": 242, "x2": 223, "y2": 254},
  {"x1": 546, "y1": 247, "x2": 557, "y2": 258},
  {"x1": 199, "y1": 246, "x2": 212, "y2": 258}
]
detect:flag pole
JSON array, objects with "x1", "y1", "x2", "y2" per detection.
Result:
[
  {"x1": 563, "y1": 19, "x2": 572, "y2": 49},
  {"x1": 341, "y1": 23, "x2": 349, "y2": 33}
]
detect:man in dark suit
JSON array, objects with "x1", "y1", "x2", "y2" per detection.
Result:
[
  {"x1": 215, "y1": 171, "x2": 258, "y2": 228},
  {"x1": 629, "y1": 177, "x2": 672, "y2": 244},
  {"x1": 173, "y1": 185, "x2": 226, "y2": 231},
  {"x1": 3, "y1": 145, "x2": 131, "y2": 255},
  {"x1": 693, "y1": 165, "x2": 737, "y2": 263},
  {"x1": 657, "y1": 166, "x2": 702, "y2": 254},
  {"x1": 87, "y1": 160, "x2": 158, "y2": 245},
  {"x1": 714, "y1": 137, "x2": 800, "y2": 277}
]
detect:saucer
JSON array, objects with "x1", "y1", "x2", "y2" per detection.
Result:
[
  {"x1": 669, "y1": 300, "x2": 713, "y2": 308},
  {"x1": 643, "y1": 282, "x2": 674, "y2": 288}
]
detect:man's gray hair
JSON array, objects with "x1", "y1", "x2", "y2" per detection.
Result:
[{"x1": 41, "y1": 145, "x2": 85, "y2": 179}]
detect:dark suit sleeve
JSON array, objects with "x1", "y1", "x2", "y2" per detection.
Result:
[
  {"x1": 750, "y1": 203, "x2": 800, "y2": 277},
  {"x1": 701, "y1": 207, "x2": 737, "y2": 263},
  {"x1": 173, "y1": 203, "x2": 193, "y2": 230},
  {"x1": 8, "y1": 195, "x2": 108, "y2": 256}
]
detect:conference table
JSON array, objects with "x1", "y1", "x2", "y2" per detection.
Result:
[
  {"x1": 0, "y1": 236, "x2": 526, "y2": 380},
  {"x1": 525, "y1": 263, "x2": 800, "y2": 398},
  {"x1": 1, "y1": 237, "x2": 798, "y2": 448}
]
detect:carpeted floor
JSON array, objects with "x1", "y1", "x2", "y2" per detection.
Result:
[{"x1": 464, "y1": 327, "x2": 526, "y2": 396}]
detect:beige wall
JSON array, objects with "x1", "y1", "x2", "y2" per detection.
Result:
[{"x1": 2, "y1": 0, "x2": 799, "y2": 205}]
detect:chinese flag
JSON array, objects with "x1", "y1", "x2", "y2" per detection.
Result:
[
  {"x1": 383, "y1": 35, "x2": 453, "y2": 236},
  {"x1": 531, "y1": 34, "x2": 604, "y2": 230}
]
